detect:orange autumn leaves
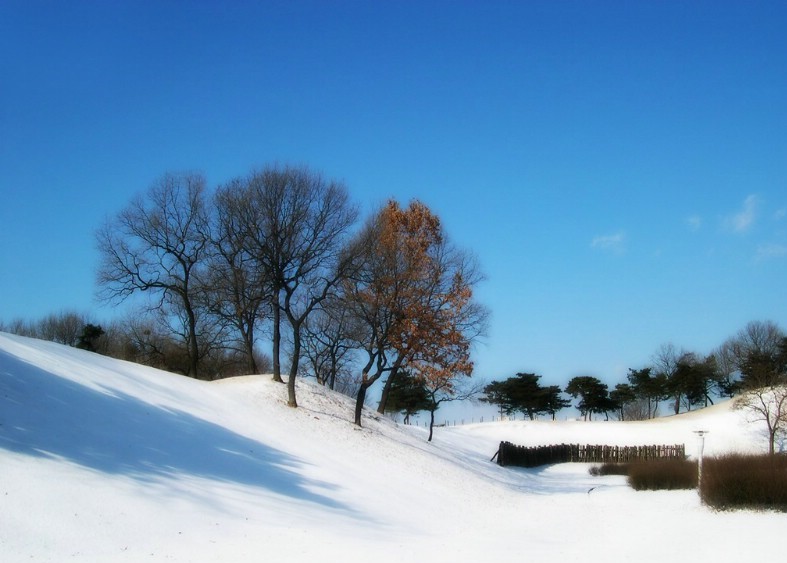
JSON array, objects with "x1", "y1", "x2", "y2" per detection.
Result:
[{"x1": 375, "y1": 200, "x2": 477, "y2": 394}]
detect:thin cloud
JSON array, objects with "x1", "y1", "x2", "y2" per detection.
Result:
[
  {"x1": 756, "y1": 243, "x2": 787, "y2": 261},
  {"x1": 591, "y1": 231, "x2": 626, "y2": 253},
  {"x1": 685, "y1": 215, "x2": 703, "y2": 232},
  {"x1": 727, "y1": 195, "x2": 760, "y2": 233}
]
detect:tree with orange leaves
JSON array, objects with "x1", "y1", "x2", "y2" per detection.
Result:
[{"x1": 344, "y1": 199, "x2": 487, "y2": 429}]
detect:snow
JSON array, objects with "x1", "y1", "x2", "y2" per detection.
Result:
[{"x1": 0, "y1": 332, "x2": 782, "y2": 562}]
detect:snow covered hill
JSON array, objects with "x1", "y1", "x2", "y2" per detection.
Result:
[{"x1": 0, "y1": 332, "x2": 781, "y2": 562}]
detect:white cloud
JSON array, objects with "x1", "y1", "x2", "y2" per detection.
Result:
[
  {"x1": 591, "y1": 231, "x2": 626, "y2": 253},
  {"x1": 685, "y1": 215, "x2": 702, "y2": 231},
  {"x1": 727, "y1": 194, "x2": 760, "y2": 233},
  {"x1": 755, "y1": 243, "x2": 787, "y2": 261}
]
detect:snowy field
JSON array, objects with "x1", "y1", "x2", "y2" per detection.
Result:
[{"x1": 0, "y1": 332, "x2": 782, "y2": 562}]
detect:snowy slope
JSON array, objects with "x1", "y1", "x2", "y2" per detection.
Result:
[{"x1": 0, "y1": 332, "x2": 782, "y2": 562}]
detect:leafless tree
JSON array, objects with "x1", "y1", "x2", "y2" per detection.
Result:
[
  {"x1": 96, "y1": 172, "x2": 211, "y2": 377},
  {"x1": 734, "y1": 387, "x2": 787, "y2": 456},
  {"x1": 731, "y1": 330, "x2": 787, "y2": 456},
  {"x1": 241, "y1": 165, "x2": 359, "y2": 406},
  {"x1": 0, "y1": 318, "x2": 36, "y2": 338},
  {"x1": 203, "y1": 179, "x2": 272, "y2": 374},
  {"x1": 622, "y1": 398, "x2": 653, "y2": 422},
  {"x1": 711, "y1": 340, "x2": 741, "y2": 397},
  {"x1": 721, "y1": 320, "x2": 785, "y2": 390},
  {"x1": 1, "y1": 311, "x2": 98, "y2": 349},
  {"x1": 727, "y1": 320, "x2": 785, "y2": 362},
  {"x1": 734, "y1": 375, "x2": 787, "y2": 456},
  {"x1": 652, "y1": 342, "x2": 686, "y2": 415},
  {"x1": 36, "y1": 311, "x2": 87, "y2": 346},
  {"x1": 300, "y1": 295, "x2": 359, "y2": 391}
]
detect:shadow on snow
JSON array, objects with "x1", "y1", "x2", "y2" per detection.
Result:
[{"x1": 0, "y1": 349, "x2": 350, "y2": 513}]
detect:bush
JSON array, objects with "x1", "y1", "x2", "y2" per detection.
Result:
[
  {"x1": 589, "y1": 463, "x2": 631, "y2": 476},
  {"x1": 590, "y1": 460, "x2": 697, "y2": 490},
  {"x1": 701, "y1": 454, "x2": 787, "y2": 511},
  {"x1": 627, "y1": 459, "x2": 697, "y2": 491}
]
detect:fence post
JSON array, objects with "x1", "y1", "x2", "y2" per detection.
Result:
[{"x1": 693, "y1": 431, "x2": 708, "y2": 501}]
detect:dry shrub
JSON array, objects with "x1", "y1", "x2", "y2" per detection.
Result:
[
  {"x1": 626, "y1": 460, "x2": 697, "y2": 491},
  {"x1": 589, "y1": 463, "x2": 630, "y2": 476},
  {"x1": 589, "y1": 459, "x2": 697, "y2": 490},
  {"x1": 701, "y1": 454, "x2": 787, "y2": 511}
]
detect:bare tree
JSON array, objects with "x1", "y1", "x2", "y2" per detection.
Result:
[
  {"x1": 722, "y1": 320, "x2": 785, "y2": 390},
  {"x1": 300, "y1": 295, "x2": 359, "y2": 391},
  {"x1": 728, "y1": 320, "x2": 785, "y2": 361},
  {"x1": 37, "y1": 311, "x2": 87, "y2": 346},
  {"x1": 2, "y1": 310, "x2": 91, "y2": 346},
  {"x1": 204, "y1": 179, "x2": 271, "y2": 374},
  {"x1": 652, "y1": 342, "x2": 686, "y2": 415},
  {"x1": 242, "y1": 165, "x2": 359, "y2": 406},
  {"x1": 711, "y1": 340, "x2": 741, "y2": 397},
  {"x1": 732, "y1": 334, "x2": 787, "y2": 456},
  {"x1": 734, "y1": 386, "x2": 787, "y2": 456},
  {"x1": 0, "y1": 318, "x2": 37, "y2": 338},
  {"x1": 112, "y1": 309, "x2": 187, "y2": 373},
  {"x1": 96, "y1": 172, "x2": 211, "y2": 377},
  {"x1": 622, "y1": 398, "x2": 654, "y2": 422},
  {"x1": 423, "y1": 377, "x2": 485, "y2": 442}
]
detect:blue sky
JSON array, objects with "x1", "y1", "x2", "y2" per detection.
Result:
[{"x1": 2, "y1": 1, "x2": 786, "y2": 400}]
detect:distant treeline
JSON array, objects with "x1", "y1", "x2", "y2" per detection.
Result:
[{"x1": 481, "y1": 320, "x2": 787, "y2": 422}]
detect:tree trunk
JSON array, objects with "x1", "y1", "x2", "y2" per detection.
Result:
[
  {"x1": 184, "y1": 298, "x2": 199, "y2": 379},
  {"x1": 328, "y1": 360, "x2": 336, "y2": 390},
  {"x1": 377, "y1": 359, "x2": 403, "y2": 414},
  {"x1": 271, "y1": 289, "x2": 283, "y2": 382},
  {"x1": 428, "y1": 408, "x2": 435, "y2": 442},
  {"x1": 354, "y1": 382, "x2": 369, "y2": 426},
  {"x1": 287, "y1": 320, "x2": 301, "y2": 408},
  {"x1": 244, "y1": 326, "x2": 258, "y2": 374}
]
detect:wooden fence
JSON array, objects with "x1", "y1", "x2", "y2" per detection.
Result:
[{"x1": 493, "y1": 441, "x2": 686, "y2": 468}]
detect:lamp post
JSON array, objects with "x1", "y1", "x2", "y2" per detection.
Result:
[{"x1": 693, "y1": 430, "x2": 709, "y2": 501}]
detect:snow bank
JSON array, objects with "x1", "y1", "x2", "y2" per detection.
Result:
[{"x1": 0, "y1": 333, "x2": 781, "y2": 562}]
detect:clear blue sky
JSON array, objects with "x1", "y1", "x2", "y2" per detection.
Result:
[{"x1": 2, "y1": 1, "x2": 786, "y2": 400}]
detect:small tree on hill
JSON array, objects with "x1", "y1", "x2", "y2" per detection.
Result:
[
  {"x1": 734, "y1": 336, "x2": 787, "y2": 456},
  {"x1": 420, "y1": 372, "x2": 484, "y2": 442},
  {"x1": 384, "y1": 370, "x2": 430, "y2": 424},
  {"x1": 76, "y1": 324, "x2": 105, "y2": 353},
  {"x1": 481, "y1": 379, "x2": 516, "y2": 418},
  {"x1": 610, "y1": 383, "x2": 637, "y2": 421},
  {"x1": 627, "y1": 367, "x2": 667, "y2": 419},
  {"x1": 482, "y1": 373, "x2": 568, "y2": 421},
  {"x1": 506, "y1": 373, "x2": 545, "y2": 420},
  {"x1": 540, "y1": 385, "x2": 571, "y2": 421},
  {"x1": 565, "y1": 376, "x2": 612, "y2": 421}
]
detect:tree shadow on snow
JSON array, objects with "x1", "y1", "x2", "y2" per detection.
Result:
[{"x1": 0, "y1": 349, "x2": 352, "y2": 514}]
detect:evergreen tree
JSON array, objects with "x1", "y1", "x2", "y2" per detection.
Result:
[
  {"x1": 565, "y1": 376, "x2": 611, "y2": 421},
  {"x1": 627, "y1": 367, "x2": 667, "y2": 419},
  {"x1": 539, "y1": 385, "x2": 571, "y2": 421},
  {"x1": 610, "y1": 383, "x2": 636, "y2": 421},
  {"x1": 384, "y1": 370, "x2": 430, "y2": 424},
  {"x1": 76, "y1": 324, "x2": 105, "y2": 353},
  {"x1": 482, "y1": 373, "x2": 569, "y2": 420}
]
